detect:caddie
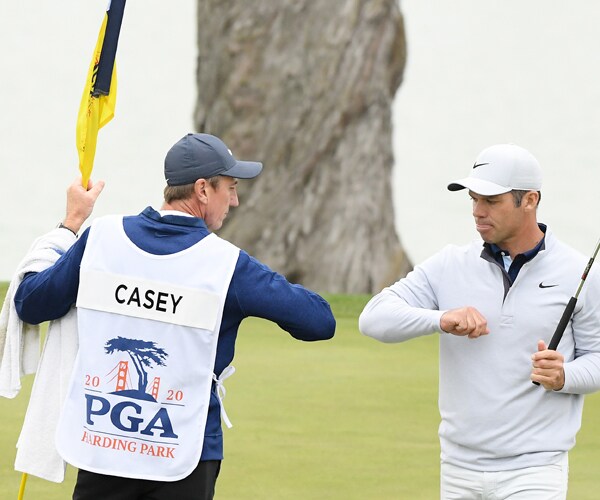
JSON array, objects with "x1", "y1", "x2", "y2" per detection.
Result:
[{"x1": 14, "y1": 132, "x2": 336, "y2": 500}]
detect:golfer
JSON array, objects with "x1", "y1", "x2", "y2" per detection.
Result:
[
  {"x1": 14, "y1": 133, "x2": 336, "y2": 500},
  {"x1": 359, "y1": 144, "x2": 600, "y2": 499}
]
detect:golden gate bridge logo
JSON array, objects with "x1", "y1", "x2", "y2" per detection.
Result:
[
  {"x1": 105, "y1": 360, "x2": 162, "y2": 400},
  {"x1": 103, "y1": 336, "x2": 168, "y2": 402}
]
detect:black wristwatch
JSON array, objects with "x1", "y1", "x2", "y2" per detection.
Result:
[{"x1": 57, "y1": 222, "x2": 77, "y2": 237}]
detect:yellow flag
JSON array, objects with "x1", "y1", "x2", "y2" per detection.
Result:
[
  {"x1": 19, "y1": 5, "x2": 126, "y2": 499},
  {"x1": 76, "y1": 1, "x2": 125, "y2": 187}
]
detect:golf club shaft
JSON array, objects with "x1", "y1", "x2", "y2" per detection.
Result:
[
  {"x1": 533, "y1": 238, "x2": 600, "y2": 386},
  {"x1": 546, "y1": 238, "x2": 600, "y2": 351},
  {"x1": 547, "y1": 296, "x2": 577, "y2": 351}
]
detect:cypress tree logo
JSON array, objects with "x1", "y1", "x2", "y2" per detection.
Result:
[{"x1": 105, "y1": 336, "x2": 168, "y2": 402}]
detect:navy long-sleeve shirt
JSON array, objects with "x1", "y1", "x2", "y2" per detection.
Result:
[{"x1": 15, "y1": 207, "x2": 335, "y2": 461}]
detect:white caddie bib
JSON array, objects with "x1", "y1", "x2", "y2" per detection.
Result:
[{"x1": 55, "y1": 215, "x2": 239, "y2": 481}]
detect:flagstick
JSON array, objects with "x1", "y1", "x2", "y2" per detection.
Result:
[{"x1": 18, "y1": 473, "x2": 27, "y2": 500}]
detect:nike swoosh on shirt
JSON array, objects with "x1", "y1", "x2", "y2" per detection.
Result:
[
  {"x1": 472, "y1": 162, "x2": 489, "y2": 169},
  {"x1": 538, "y1": 282, "x2": 558, "y2": 288}
]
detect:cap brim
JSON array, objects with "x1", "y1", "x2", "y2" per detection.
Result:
[
  {"x1": 447, "y1": 177, "x2": 511, "y2": 196},
  {"x1": 225, "y1": 160, "x2": 263, "y2": 179}
]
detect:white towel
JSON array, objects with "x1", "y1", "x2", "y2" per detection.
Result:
[
  {"x1": 0, "y1": 228, "x2": 78, "y2": 482},
  {"x1": 15, "y1": 309, "x2": 78, "y2": 482}
]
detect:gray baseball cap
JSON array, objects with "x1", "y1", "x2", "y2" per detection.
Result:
[
  {"x1": 448, "y1": 143, "x2": 542, "y2": 196},
  {"x1": 164, "y1": 133, "x2": 263, "y2": 186}
]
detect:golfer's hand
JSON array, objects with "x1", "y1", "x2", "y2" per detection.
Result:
[
  {"x1": 531, "y1": 340, "x2": 565, "y2": 390},
  {"x1": 63, "y1": 177, "x2": 105, "y2": 234},
  {"x1": 440, "y1": 307, "x2": 489, "y2": 338}
]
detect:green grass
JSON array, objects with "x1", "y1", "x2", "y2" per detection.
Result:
[{"x1": 1, "y1": 285, "x2": 599, "y2": 499}]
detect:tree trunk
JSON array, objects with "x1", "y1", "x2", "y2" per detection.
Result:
[{"x1": 195, "y1": 0, "x2": 411, "y2": 293}]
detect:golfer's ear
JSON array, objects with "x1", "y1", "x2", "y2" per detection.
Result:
[{"x1": 524, "y1": 190, "x2": 540, "y2": 210}]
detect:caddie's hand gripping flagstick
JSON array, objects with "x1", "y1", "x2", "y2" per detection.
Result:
[{"x1": 533, "y1": 238, "x2": 600, "y2": 386}]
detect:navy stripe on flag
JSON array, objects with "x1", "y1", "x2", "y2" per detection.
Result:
[{"x1": 94, "y1": 0, "x2": 126, "y2": 97}]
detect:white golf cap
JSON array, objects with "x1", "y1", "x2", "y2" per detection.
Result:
[{"x1": 447, "y1": 144, "x2": 543, "y2": 196}]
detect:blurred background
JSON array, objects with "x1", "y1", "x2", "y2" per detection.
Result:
[{"x1": 1, "y1": 0, "x2": 599, "y2": 280}]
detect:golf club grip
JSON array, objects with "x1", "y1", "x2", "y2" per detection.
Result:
[
  {"x1": 532, "y1": 296, "x2": 577, "y2": 386},
  {"x1": 548, "y1": 296, "x2": 577, "y2": 351}
]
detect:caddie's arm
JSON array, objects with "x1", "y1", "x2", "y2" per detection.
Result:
[
  {"x1": 14, "y1": 178, "x2": 105, "y2": 325},
  {"x1": 60, "y1": 177, "x2": 105, "y2": 235}
]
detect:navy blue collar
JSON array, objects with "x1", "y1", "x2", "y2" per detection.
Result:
[
  {"x1": 485, "y1": 224, "x2": 547, "y2": 283},
  {"x1": 140, "y1": 206, "x2": 209, "y2": 230},
  {"x1": 487, "y1": 223, "x2": 547, "y2": 260}
]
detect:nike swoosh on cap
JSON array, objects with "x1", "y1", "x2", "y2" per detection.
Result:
[
  {"x1": 539, "y1": 282, "x2": 558, "y2": 288},
  {"x1": 472, "y1": 162, "x2": 489, "y2": 169}
]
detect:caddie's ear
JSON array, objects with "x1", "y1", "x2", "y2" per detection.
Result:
[{"x1": 194, "y1": 178, "x2": 209, "y2": 203}]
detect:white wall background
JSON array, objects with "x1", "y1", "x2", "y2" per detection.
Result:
[
  {"x1": 0, "y1": 1, "x2": 197, "y2": 279},
  {"x1": 394, "y1": 0, "x2": 600, "y2": 263}
]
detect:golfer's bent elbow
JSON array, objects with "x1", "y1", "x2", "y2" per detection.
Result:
[{"x1": 358, "y1": 309, "x2": 399, "y2": 343}]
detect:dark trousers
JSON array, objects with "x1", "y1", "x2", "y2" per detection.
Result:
[{"x1": 72, "y1": 460, "x2": 221, "y2": 500}]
